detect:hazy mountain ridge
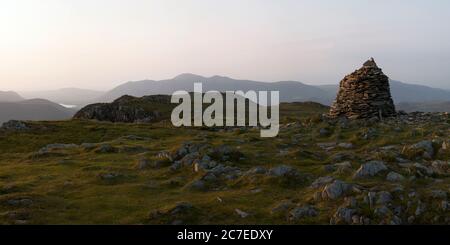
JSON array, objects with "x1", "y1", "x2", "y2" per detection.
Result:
[
  {"x1": 97, "y1": 74, "x2": 450, "y2": 112},
  {"x1": 20, "y1": 88, "x2": 104, "y2": 107},
  {"x1": 0, "y1": 91, "x2": 24, "y2": 102},
  {"x1": 0, "y1": 99, "x2": 75, "y2": 124},
  {"x1": 99, "y1": 73, "x2": 335, "y2": 105}
]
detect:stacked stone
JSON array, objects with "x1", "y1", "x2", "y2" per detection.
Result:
[{"x1": 329, "y1": 58, "x2": 396, "y2": 119}]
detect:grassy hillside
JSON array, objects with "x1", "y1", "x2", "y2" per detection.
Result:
[{"x1": 0, "y1": 103, "x2": 449, "y2": 225}]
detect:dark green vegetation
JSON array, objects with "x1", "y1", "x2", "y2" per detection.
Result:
[{"x1": 0, "y1": 103, "x2": 449, "y2": 225}]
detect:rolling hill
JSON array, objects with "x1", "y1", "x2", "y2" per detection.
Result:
[
  {"x1": 0, "y1": 91, "x2": 24, "y2": 102},
  {"x1": 0, "y1": 99, "x2": 75, "y2": 124},
  {"x1": 20, "y1": 88, "x2": 104, "y2": 108}
]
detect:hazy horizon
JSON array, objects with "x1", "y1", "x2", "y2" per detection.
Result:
[{"x1": 1, "y1": 0, "x2": 450, "y2": 91}]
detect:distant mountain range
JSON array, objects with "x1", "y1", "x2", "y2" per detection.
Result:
[
  {"x1": 0, "y1": 99, "x2": 75, "y2": 124},
  {"x1": 19, "y1": 88, "x2": 104, "y2": 107},
  {"x1": 397, "y1": 101, "x2": 450, "y2": 113},
  {"x1": 98, "y1": 74, "x2": 335, "y2": 105},
  {"x1": 1, "y1": 74, "x2": 449, "y2": 124},
  {"x1": 97, "y1": 74, "x2": 450, "y2": 108}
]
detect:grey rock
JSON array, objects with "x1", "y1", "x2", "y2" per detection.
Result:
[
  {"x1": 415, "y1": 201, "x2": 426, "y2": 216},
  {"x1": 235, "y1": 209, "x2": 249, "y2": 218},
  {"x1": 321, "y1": 180, "x2": 353, "y2": 200},
  {"x1": 189, "y1": 180, "x2": 206, "y2": 191},
  {"x1": 353, "y1": 161, "x2": 388, "y2": 179},
  {"x1": 6, "y1": 198, "x2": 33, "y2": 207},
  {"x1": 1, "y1": 120, "x2": 30, "y2": 131},
  {"x1": 310, "y1": 176, "x2": 334, "y2": 189},
  {"x1": 333, "y1": 207, "x2": 356, "y2": 224},
  {"x1": 98, "y1": 172, "x2": 122, "y2": 180},
  {"x1": 409, "y1": 140, "x2": 435, "y2": 159},
  {"x1": 430, "y1": 190, "x2": 447, "y2": 200},
  {"x1": 271, "y1": 201, "x2": 294, "y2": 215},
  {"x1": 377, "y1": 191, "x2": 393, "y2": 205},
  {"x1": 289, "y1": 205, "x2": 318, "y2": 220},
  {"x1": 95, "y1": 144, "x2": 118, "y2": 153},
  {"x1": 169, "y1": 202, "x2": 193, "y2": 215},
  {"x1": 137, "y1": 159, "x2": 151, "y2": 170},
  {"x1": 413, "y1": 163, "x2": 434, "y2": 176},
  {"x1": 169, "y1": 161, "x2": 183, "y2": 171},
  {"x1": 374, "y1": 205, "x2": 390, "y2": 218},
  {"x1": 338, "y1": 143, "x2": 354, "y2": 149},
  {"x1": 247, "y1": 166, "x2": 267, "y2": 175},
  {"x1": 390, "y1": 216, "x2": 403, "y2": 225},
  {"x1": 268, "y1": 165, "x2": 299, "y2": 177},
  {"x1": 319, "y1": 128, "x2": 331, "y2": 137},
  {"x1": 431, "y1": 160, "x2": 450, "y2": 175},
  {"x1": 386, "y1": 171, "x2": 405, "y2": 182}
]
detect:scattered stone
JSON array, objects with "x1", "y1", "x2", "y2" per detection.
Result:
[
  {"x1": 81, "y1": 143, "x2": 97, "y2": 150},
  {"x1": 441, "y1": 201, "x2": 449, "y2": 211},
  {"x1": 136, "y1": 159, "x2": 151, "y2": 170},
  {"x1": 431, "y1": 160, "x2": 449, "y2": 175},
  {"x1": 319, "y1": 128, "x2": 331, "y2": 137},
  {"x1": 377, "y1": 191, "x2": 393, "y2": 205},
  {"x1": 334, "y1": 162, "x2": 353, "y2": 174},
  {"x1": 310, "y1": 176, "x2": 334, "y2": 189},
  {"x1": 413, "y1": 163, "x2": 434, "y2": 176},
  {"x1": 338, "y1": 143, "x2": 354, "y2": 149},
  {"x1": 406, "y1": 140, "x2": 435, "y2": 159},
  {"x1": 95, "y1": 144, "x2": 118, "y2": 153},
  {"x1": 189, "y1": 180, "x2": 207, "y2": 191},
  {"x1": 317, "y1": 142, "x2": 336, "y2": 150},
  {"x1": 268, "y1": 165, "x2": 300, "y2": 177},
  {"x1": 271, "y1": 201, "x2": 293, "y2": 215},
  {"x1": 386, "y1": 171, "x2": 405, "y2": 182},
  {"x1": 353, "y1": 161, "x2": 387, "y2": 179},
  {"x1": 374, "y1": 205, "x2": 390, "y2": 218},
  {"x1": 332, "y1": 207, "x2": 356, "y2": 224},
  {"x1": 321, "y1": 180, "x2": 353, "y2": 200},
  {"x1": 98, "y1": 173, "x2": 122, "y2": 180},
  {"x1": 415, "y1": 201, "x2": 426, "y2": 216},
  {"x1": 430, "y1": 190, "x2": 447, "y2": 200},
  {"x1": 169, "y1": 202, "x2": 193, "y2": 215},
  {"x1": 235, "y1": 209, "x2": 249, "y2": 218},
  {"x1": 289, "y1": 205, "x2": 318, "y2": 220},
  {"x1": 247, "y1": 166, "x2": 267, "y2": 175},
  {"x1": 6, "y1": 198, "x2": 33, "y2": 207}
]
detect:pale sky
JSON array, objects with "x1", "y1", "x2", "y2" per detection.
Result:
[{"x1": 1, "y1": 0, "x2": 449, "y2": 91}]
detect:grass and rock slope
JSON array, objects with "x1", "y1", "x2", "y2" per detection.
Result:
[{"x1": 0, "y1": 102, "x2": 449, "y2": 225}]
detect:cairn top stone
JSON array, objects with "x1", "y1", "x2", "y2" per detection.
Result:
[
  {"x1": 363, "y1": 57, "x2": 378, "y2": 68},
  {"x1": 329, "y1": 58, "x2": 396, "y2": 119}
]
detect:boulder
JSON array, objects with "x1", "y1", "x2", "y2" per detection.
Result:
[{"x1": 353, "y1": 161, "x2": 387, "y2": 179}]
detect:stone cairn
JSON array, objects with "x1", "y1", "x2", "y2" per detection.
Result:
[{"x1": 329, "y1": 58, "x2": 396, "y2": 119}]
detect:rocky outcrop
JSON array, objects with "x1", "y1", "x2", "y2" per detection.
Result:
[
  {"x1": 329, "y1": 58, "x2": 396, "y2": 119},
  {"x1": 73, "y1": 95, "x2": 173, "y2": 123},
  {"x1": 1, "y1": 120, "x2": 30, "y2": 131}
]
